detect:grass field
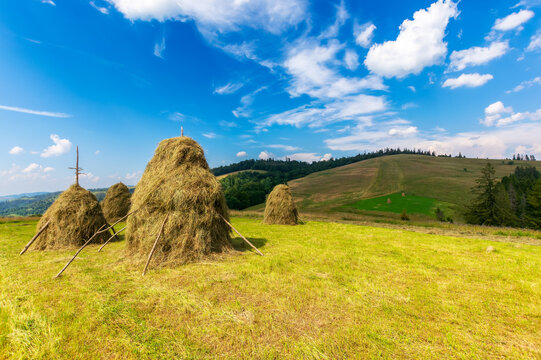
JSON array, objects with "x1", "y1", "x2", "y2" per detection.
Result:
[
  {"x1": 1, "y1": 218, "x2": 540, "y2": 359},
  {"x1": 348, "y1": 192, "x2": 453, "y2": 216},
  {"x1": 289, "y1": 155, "x2": 541, "y2": 221}
]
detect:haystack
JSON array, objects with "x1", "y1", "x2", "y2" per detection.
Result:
[
  {"x1": 126, "y1": 136, "x2": 231, "y2": 265},
  {"x1": 34, "y1": 184, "x2": 109, "y2": 250},
  {"x1": 102, "y1": 182, "x2": 131, "y2": 222},
  {"x1": 263, "y1": 184, "x2": 298, "y2": 225}
]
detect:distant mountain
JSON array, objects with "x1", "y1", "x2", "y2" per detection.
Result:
[{"x1": 0, "y1": 186, "x2": 135, "y2": 217}]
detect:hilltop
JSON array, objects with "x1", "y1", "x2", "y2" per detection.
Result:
[{"x1": 287, "y1": 155, "x2": 541, "y2": 221}]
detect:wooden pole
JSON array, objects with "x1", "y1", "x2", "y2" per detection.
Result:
[
  {"x1": 98, "y1": 225, "x2": 127, "y2": 252},
  {"x1": 218, "y1": 214, "x2": 263, "y2": 256},
  {"x1": 19, "y1": 220, "x2": 50, "y2": 255},
  {"x1": 76, "y1": 146, "x2": 79, "y2": 186},
  {"x1": 142, "y1": 214, "x2": 168, "y2": 276},
  {"x1": 54, "y1": 224, "x2": 107, "y2": 278}
]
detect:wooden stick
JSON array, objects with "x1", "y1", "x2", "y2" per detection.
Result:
[
  {"x1": 142, "y1": 215, "x2": 169, "y2": 276},
  {"x1": 106, "y1": 222, "x2": 120, "y2": 241},
  {"x1": 20, "y1": 220, "x2": 50, "y2": 255},
  {"x1": 54, "y1": 224, "x2": 106, "y2": 278},
  {"x1": 218, "y1": 214, "x2": 263, "y2": 256},
  {"x1": 98, "y1": 225, "x2": 127, "y2": 252}
]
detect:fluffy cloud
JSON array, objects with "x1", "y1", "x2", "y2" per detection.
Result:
[
  {"x1": 202, "y1": 132, "x2": 217, "y2": 139},
  {"x1": 492, "y1": 10, "x2": 534, "y2": 31},
  {"x1": 40, "y1": 134, "x2": 72, "y2": 158},
  {"x1": 80, "y1": 172, "x2": 100, "y2": 183},
  {"x1": 364, "y1": 0, "x2": 458, "y2": 78},
  {"x1": 354, "y1": 22, "x2": 376, "y2": 47},
  {"x1": 388, "y1": 126, "x2": 418, "y2": 136},
  {"x1": 321, "y1": 153, "x2": 332, "y2": 161},
  {"x1": 343, "y1": 50, "x2": 359, "y2": 70},
  {"x1": 90, "y1": 1, "x2": 109, "y2": 14},
  {"x1": 41, "y1": 0, "x2": 55, "y2": 5},
  {"x1": 527, "y1": 30, "x2": 541, "y2": 51},
  {"x1": 262, "y1": 94, "x2": 386, "y2": 128},
  {"x1": 236, "y1": 151, "x2": 247, "y2": 157},
  {"x1": 448, "y1": 42, "x2": 509, "y2": 71},
  {"x1": 506, "y1": 76, "x2": 541, "y2": 93},
  {"x1": 325, "y1": 121, "x2": 541, "y2": 159},
  {"x1": 482, "y1": 101, "x2": 541, "y2": 127},
  {"x1": 442, "y1": 73, "x2": 493, "y2": 89},
  {"x1": 8, "y1": 146, "x2": 24, "y2": 155},
  {"x1": 105, "y1": 0, "x2": 307, "y2": 34},
  {"x1": 0, "y1": 104, "x2": 70, "y2": 118},
  {"x1": 214, "y1": 82, "x2": 244, "y2": 95},
  {"x1": 285, "y1": 153, "x2": 323, "y2": 163},
  {"x1": 23, "y1": 163, "x2": 42, "y2": 173},
  {"x1": 284, "y1": 39, "x2": 386, "y2": 99},
  {"x1": 258, "y1": 151, "x2": 274, "y2": 160}
]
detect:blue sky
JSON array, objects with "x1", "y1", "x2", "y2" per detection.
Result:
[{"x1": 1, "y1": 0, "x2": 540, "y2": 195}]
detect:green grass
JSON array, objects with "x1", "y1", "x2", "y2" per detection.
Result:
[
  {"x1": 288, "y1": 155, "x2": 541, "y2": 221},
  {"x1": 1, "y1": 218, "x2": 540, "y2": 359},
  {"x1": 349, "y1": 192, "x2": 453, "y2": 216}
]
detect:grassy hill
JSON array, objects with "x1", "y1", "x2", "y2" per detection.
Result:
[
  {"x1": 1, "y1": 218, "x2": 540, "y2": 358},
  {"x1": 288, "y1": 155, "x2": 541, "y2": 221}
]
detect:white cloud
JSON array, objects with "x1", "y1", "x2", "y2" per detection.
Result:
[
  {"x1": 482, "y1": 101, "x2": 541, "y2": 127},
  {"x1": 408, "y1": 86, "x2": 416, "y2": 93},
  {"x1": 232, "y1": 86, "x2": 266, "y2": 118},
  {"x1": 319, "y1": 0, "x2": 349, "y2": 39},
  {"x1": 401, "y1": 102, "x2": 417, "y2": 110},
  {"x1": 448, "y1": 41, "x2": 509, "y2": 71},
  {"x1": 236, "y1": 151, "x2": 247, "y2": 157},
  {"x1": 258, "y1": 151, "x2": 274, "y2": 160},
  {"x1": 262, "y1": 94, "x2": 386, "y2": 128},
  {"x1": 219, "y1": 120, "x2": 238, "y2": 127},
  {"x1": 285, "y1": 153, "x2": 321, "y2": 163},
  {"x1": 492, "y1": 10, "x2": 534, "y2": 31},
  {"x1": 344, "y1": 50, "x2": 359, "y2": 70},
  {"x1": 106, "y1": 0, "x2": 307, "y2": 34},
  {"x1": 267, "y1": 144, "x2": 301, "y2": 151},
  {"x1": 506, "y1": 76, "x2": 541, "y2": 93},
  {"x1": 354, "y1": 22, "x2": 376, "y2": 47},
  {"x1": 8, "y1": 146, "x2": 24, "y2": 155},
  {"x1": 95, "y1": 150, "x2": 101, "y2": 155},
  {"x1": 527, "y1": 30, "x2": 541, "y2": 51},
  {"x1": 213, "y1": 82, "x2": 244, "y2": 95},
  {"x1": 202, "y1": 132, "x2": 217, "y2": 139},
  {"x1": 40, "y1": 134, "x2": 72, "y2": 158},
  {"x1": 284, "y1": 38, "x2": 386, "y2": 99},
  {"x1": 388, "y1": 126, "x2": 418, "y2": 136},
  {"x1": 23, "y1": 163, "x2": 42, "y2": 173},
  {"x1": 364, "y1": 0, "x2": 458, "y2": 78},
  {"x1": 41, "y1": 0, "x2": 55, "y2": 5},
  {"x1": 442, "y1": 73, "x2": 493, "y2": 89},
  {"x1": 125, "y1": 172, "x2": 142, "y2": 182},
  {"x1": 43, "y1": 167, "x2": 54, "y2": 173},
  {"x1": 80, "y1": 172, "x2": 100, "y2": 183},
  {"x1": 153, "y1": 36, "x2": 166, "y2": 58},
  {"x1": 325, "y1": 121, "x2": 541, "y2": 159},
  {"x1": 0, "y1": 104, "x2": 71, "y2": 118},
  {"x1": 90, "y1": 1, "x2": 109, "y2": 14},
  {"x1": 321, "y1": 153, "x2": 332, "y2": 161}
]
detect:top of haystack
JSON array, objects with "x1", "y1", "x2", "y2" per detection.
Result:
[
  {"x1": 263, "y1": 184, "x2": 298, "y2": 225},
  {"x1": 102, "y1": 182, "x2": 131, "y2": 223}
]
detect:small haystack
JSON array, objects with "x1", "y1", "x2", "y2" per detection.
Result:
[
  {"x1": 126, "y1": 136, "x2": 232, "y2": 265},
  {"x1": 102, "y1": 182, "x2": 131, "y2": 223},
  {"x1": 34, "y1": 184, "x2": 109, "y2": 250},
  {"x1": 263, "y1": 184, "x2": 298, "y2": 225}
]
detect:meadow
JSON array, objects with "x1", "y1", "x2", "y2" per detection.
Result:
[{"x1": 1, "y1": 217, "x2": 540, "y2": 359}]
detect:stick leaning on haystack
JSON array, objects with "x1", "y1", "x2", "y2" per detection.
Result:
[{"x1": 19, "y1": 220, "x2": 50, "y2": 255}]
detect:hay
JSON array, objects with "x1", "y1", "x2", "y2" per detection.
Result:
[
  {"x1": 263, "y1": 184, "x2": 298, "y2": 225},
  {"x1": 126, "y1": 136, "x2": 231, "y2": 265},
  {"x1": 101, "y1": 182, "x2": 131, "y2": 222},
  {"x1": 34, "y1": 184, "x2": 109, "y2": 249}
]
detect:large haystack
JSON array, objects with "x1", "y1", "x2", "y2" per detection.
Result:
[
  {"x1": 263, "y1": 184, "x2": 298, "y2": 225},
  {"x1": 126, "y1": 136, "x2": 231, "y2": 265},
  {"x1": 34, "y1": 184, "x2": 109, "y2": 249},
  {"x1": 102, "y1": 182, "x2": 131, "y2": 222}
]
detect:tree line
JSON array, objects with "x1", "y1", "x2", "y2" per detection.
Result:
[{"x1": 465, "y1": 164, "x2": 541, "y2": 229}]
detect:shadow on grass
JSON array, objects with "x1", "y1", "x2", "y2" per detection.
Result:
[{"x1": 231, "y1": 237, "x2": 268, "y2": 253}]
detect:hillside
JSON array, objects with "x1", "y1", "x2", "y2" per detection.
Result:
[{"x1": 288, "y1": 155, "x2": 541, "y2": 220}]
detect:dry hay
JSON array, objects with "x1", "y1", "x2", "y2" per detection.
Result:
[
  {"x1": 101, "y1": 182, "x2": 131, "y2": 222},
  {"x1": 126, "y1": 136, "x2": 231, "y2": 265},
  {"x1": 263, "y1": 184, "x2": 298, "y2": 225},
  {"x1": 34, "y1": 184, "x2": 109, "y2": 249}
]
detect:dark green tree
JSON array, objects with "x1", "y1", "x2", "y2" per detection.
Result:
[{"x1": 526, "y1": 179, "x2": 541, "y2": 229}]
